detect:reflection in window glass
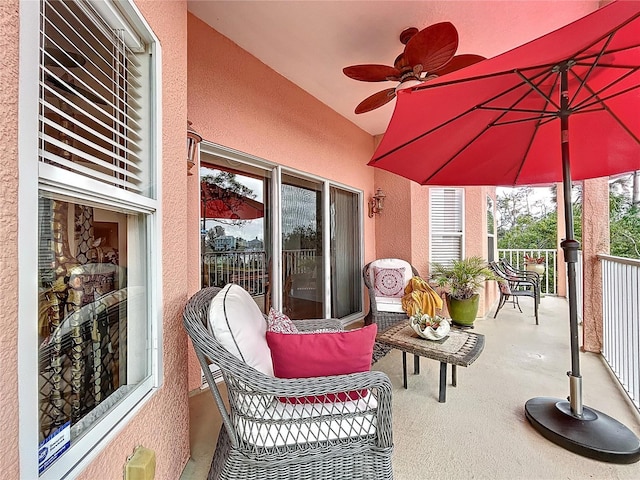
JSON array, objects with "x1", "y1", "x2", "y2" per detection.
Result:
[
  {"x1": 38, "y1": 196, "x2": 148, "y2": 444},
  {"x1": 282, "y1": 175, "x2": 324, "y2": 320},
  {"x1": 200, "y1": 164, "x2": 271, "y2": 313},
  {"x1": 330, "y1": 187, "x2": 361, "y2": 318}
]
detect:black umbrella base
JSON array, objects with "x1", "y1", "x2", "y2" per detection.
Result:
[{"x1": 525, "y1": 397, "x2": 640, "y2": 464}]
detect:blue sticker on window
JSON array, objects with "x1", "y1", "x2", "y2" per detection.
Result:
[{"x1": 38, "y1": 422, "x2": 70, "y2": 475}]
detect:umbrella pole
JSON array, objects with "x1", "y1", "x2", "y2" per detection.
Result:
[
  {"x1": 559, "y1": 93, "x2": 583, "y2": 416},
  {"x1": 524, "y1": 68, "x2": 640, "y2": 464}
]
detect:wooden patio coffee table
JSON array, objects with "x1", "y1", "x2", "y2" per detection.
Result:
[{"x1": 375, "y1": 322, "x2": 485, "y2": 403}]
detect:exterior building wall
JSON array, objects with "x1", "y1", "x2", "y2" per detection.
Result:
[
  {"x1": 77, "y1": 1, "x2": 192, "y2": 479},
  {"x1": 0, "y1": 0, "x2": 20, "y2": 476},
  {"x1": 464, "y1": 187, "x2": 498, "y2": 317},
  {"x1": 186, "y1": 13, "x2": 377, "y2": 390},
  {"x1": 581, "y1": 177, "x2": 610, "y2": 352},
  {"x1": 4, "y1": 0, "x2": 192, "y2": 478}
]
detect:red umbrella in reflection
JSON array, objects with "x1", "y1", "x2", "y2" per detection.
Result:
[
  {"x1": 369, "y1": 0, "x2": 640, "y2": 463},
  {"x1": 201, "y1": 182, "x2": 263, "y2": 220}
]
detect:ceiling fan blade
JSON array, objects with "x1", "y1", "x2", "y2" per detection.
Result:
[
  {"x1": 343, "y1": 64, "x2": 401, "y2": 82},
  {"x1": 354, "y1": 88, "x2": 396, "y2": 114},
  {"x1": 404, "y1": 22, "x2": 458, "y2": 73},
  {"x1": 432, "y1": 54, "x2": 485, "y2": 76}
]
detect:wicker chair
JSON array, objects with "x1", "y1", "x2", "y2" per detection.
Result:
[
  {"x1": 363, "y1": 259, "x2": 420, "y2": 363},
  {"x1": 183, "y1": 287, "x2": 394, "y2": 480}
]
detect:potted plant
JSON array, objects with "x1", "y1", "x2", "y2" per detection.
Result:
[
  {"x1": 524, "y1": 254, "x2": 546, "y2": 275},
  {"x1": 430, "y1": 256, "x2": 497, "y2": 327}
]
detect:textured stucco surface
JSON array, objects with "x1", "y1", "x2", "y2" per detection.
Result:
[
  {"x1": 373, "y1": 169, "x2": 413, "y2": 264},
  {"x1": 186, "y1": 13, "x2": 377, "y2": 391},
  {"x1": 77, "y1": 1, "x2": 191, "y2": 479},
  {"x1": 464, "y1": 186, "x2": 497, "y2": 317},
  {"x1": 0, "y1": 0, "x2": 20, "y2": 476},
  {"x1": 581, "y1": 177, "x2": 609, "y2": 353}
]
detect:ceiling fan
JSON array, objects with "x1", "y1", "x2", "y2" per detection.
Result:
[{"x1": 343, "y1": 22, "x2": 485, "y2": 114}]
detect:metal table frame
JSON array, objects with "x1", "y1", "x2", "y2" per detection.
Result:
[{"x1": 376, "y1": 323, "x2": 485, "y2": 402}]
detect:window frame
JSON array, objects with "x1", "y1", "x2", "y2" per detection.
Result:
[
  {"x1": 18, "y1": 1, "x2": 162, "y2": 478},
  {"x1": 487, "y1": 195, "x2": 496, "y2": 262},
  {"x1": 199, "y1": 142, "x2": 365, "y2": 327}
]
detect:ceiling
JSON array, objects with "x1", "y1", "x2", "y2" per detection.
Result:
[{"x1": 187, "y1": 1, "x2": 600, "y2": 136}]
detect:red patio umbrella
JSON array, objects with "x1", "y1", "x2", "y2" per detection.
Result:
[
  {"x1": 369, "y1": 0, "x2": 640, "y2": 463},
  {"x1": 201, "y1": 182, "x2": 264, "y2": 220}
]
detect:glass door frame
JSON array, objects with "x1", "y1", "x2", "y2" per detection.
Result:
[{"x1": 199, "y1": 142, "x2": 365, "y2": 326}]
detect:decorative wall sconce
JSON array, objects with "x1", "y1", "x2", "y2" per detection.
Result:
[
  {"x1": 187, "y1": 120, "x2": 203, "y2": 176},
  {"x1": 368, "y1": 188, "x2": 386, "y2": 217}
]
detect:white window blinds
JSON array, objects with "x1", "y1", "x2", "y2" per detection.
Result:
[
  {"x1": 430, "y1": 188, "x2": 464, "y2": 264},
  {"x1": 39, "y1": 0, "x2": 149, "y2": 195}
]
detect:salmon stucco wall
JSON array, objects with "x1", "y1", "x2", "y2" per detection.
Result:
[
  {"x1": 581, "y1": 177, "x2": 609, "y2": 353},
  {"x1": 465, "y1": 187, "x2": 497, "y2": 317},
  {"x1": 0, "y1": 0, "x2": 20, "y2": 475},
  {"x1": 373, "y1": 169, "x2": 414, "y2": 264},
  {"x1": 185, "y1": 13, "x2": 377, "y2": 391},
  {"x1": 374, "y1": 170, "x2": 498, "y2": 318},
  {"x1": 78, "y1": 1, "x2": 192, "y2": 478}
]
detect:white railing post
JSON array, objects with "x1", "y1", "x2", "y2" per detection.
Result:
[{"x1": 599, "y1": 254, "x2": 640, "y2": 413}]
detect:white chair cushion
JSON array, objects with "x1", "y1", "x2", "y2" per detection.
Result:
[
  {"x1": 374, "y1": 296, "x2": 405, "y2": 313},
  {"x1": 208, "y1": 283, "x2": 274, "y2": 376},
  {"x1": 235, "y1": 394, "x2": 378, "y2": 447},
  {"x1": 369, "y1": 259, "x2": 413, "y2": 312}
]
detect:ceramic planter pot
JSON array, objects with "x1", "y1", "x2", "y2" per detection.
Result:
[
  {"x1": 526, "y1": 263, "x2": 545, "y2": 275},
  {"x1": 446, "y1": 294, "x2": 480, "y2": 327}
]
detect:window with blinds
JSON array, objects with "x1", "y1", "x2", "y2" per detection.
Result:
[
  {"x1": 33, "y1": 1, "x2": 158, "y2": 477},
  {"x1": 430, "y1": 188, "x2": 464, "y2": 265},
  {"x1": 40, "y1": 0, "x2": 150, "y2": 195}
]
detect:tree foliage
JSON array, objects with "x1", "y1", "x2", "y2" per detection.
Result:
[
  {"x1": 497, "y1": 177, "x2": 639, "y2": 259},
  {"x1": 283, "y1": 225, "x2": 319, "y2": 250}
]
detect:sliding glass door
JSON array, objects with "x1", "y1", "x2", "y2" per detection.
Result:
[
  {"x1": 281, "y1": 174, "x2": 324, "y2": 319},
  {"x1": 330, "y1": 187, "x2": 361, "y2": 318},
  {"x1": 199, "y1": 145, "x2": 363, "y2": 324},
  {"x1": 200, "y1": 155, "x2": 272, "y2": 313}
]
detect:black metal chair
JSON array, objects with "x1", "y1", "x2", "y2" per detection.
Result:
[
  {"x1": 499, "y1": 259, "x2": 541, "y2": 304},
  {"x1": 490, "y1": 261, "x2": 539, "y2": 325}
]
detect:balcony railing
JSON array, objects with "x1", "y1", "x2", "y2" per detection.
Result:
[
  {"x1": 201, "y1": 249, "x2": 318, "y2": 296},
  {"x1": 497, "y1": 248, "x2": 558, "y2": 295},
  {"x1": 202, "y1": 251, "x2": 268, "y2": 295},
  {"x1": 599, "y1": 254, "x2": 640, "y2": 411}
]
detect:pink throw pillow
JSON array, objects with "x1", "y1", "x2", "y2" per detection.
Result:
[
  {"x1": 373, "y1": 266, "x2": 406, "y2": 297},
  {"x1": 267, "y1": 307, "x2": 298, "y2": 334},
  {"x1": 266, "y1": 324, "x2": 377, "y2": 403}
]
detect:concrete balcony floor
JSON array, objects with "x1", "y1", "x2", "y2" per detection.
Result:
[{"x1": 181, "y1": 296, "x2": 640, "y2": 479}]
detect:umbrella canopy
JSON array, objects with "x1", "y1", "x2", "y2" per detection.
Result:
[
  {"x1": 201, "y1": 182, "x2": 264, "y2": 220},
  {"x1": 369, "y1": 0, "x2": 640, "y2": 463},
  {"x1": 370, "y1": 0, "x2": 640, "y2": 186}
]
